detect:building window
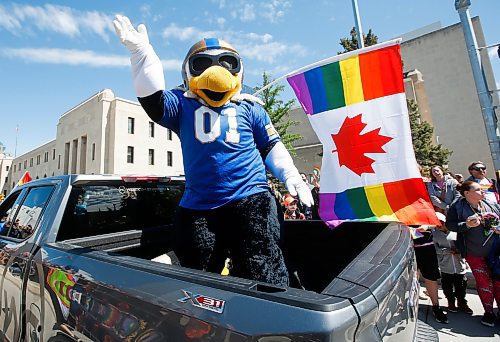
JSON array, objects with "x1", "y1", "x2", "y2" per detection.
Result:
[
  {"x1": 127, "y1": 146, "x2": 134, "y2": 164},
  {"x1": 36, "y1": 155, "x2": 40, "y2": 165},
  {"x1": 167, "y1": 151, "x2": 173, "y2": 167},
  {"x1": 24, "y1": 160, "x2": 27, "y2": 169},
  {"x1": 92, "y1": 143, "x2": 95, "y2": 161},
  {"x1": 149, "y1": 122, "x2": 155, "y2": 138},
  {"x1": 30, "y1": 158, "x2": 33, "y2": 167},
  {"x1": 167, "y1": 129, "x2": 173, "y2": 141},
  {"x1": 128, "y1": 117, "x2": 135, "y2": 134},
  {"x1": 18, "y1": 162, "x2": 21, "y2": 170},
  {"x1": 6, "y1": 165, "x2": 9, "y2": 172},
  {"x1": 148, "y1": 149, "x2": 154, "y2": 165},
  {"x1": 44, "y1": 152, "x2": 49, "y2": 163},
  {"x1": 13, "y1": 165, "x2": 16, "y2": 172},
  {"x1": 58, "y1": 155, "x2": 61, "y2": 170},
  {"x1": 53, "y1": 149, "x2": 56, "y2": 160}
]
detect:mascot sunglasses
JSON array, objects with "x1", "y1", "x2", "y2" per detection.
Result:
[{"x1": 188, "y1": 52, "x2": 241, "y2": 76}]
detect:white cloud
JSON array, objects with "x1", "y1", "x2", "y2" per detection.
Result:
[
  {"x1": 14, "y1": 4, "x2": 79, "y2": 36},
  {"x1": 240, "y1": 4, "x2": 256, "y2": 22},
  {"x1": 80, "y1": 10, "x2": 113, "y2": 41},
  {"x1": 211, "y1": 0, "x2": 226, "y2": 9},
  {"x1": 0, "y1": 6, "x2": 21, "y2": 31},
  {"x1": 2, "y1": 48, "x2": 128, "y2": 67},
  {"x1": 2, "y1": 47, "x2": 182, "y2": 71},
  {"x1": 246, "y1": 63, "x2": 293, "y2": 79},
  {"x1": 215, "y1": 17, "x2": 226, "y2": 28},
  {"x1": 140, "y1": 4, "x2": 151, "y2": 17},
  {"x1": 261, "y1": 0, "x2": 291, "y2": 23},
  {"x1": 161, "y1": 59, "x2": 183, "y2": 71},
  {"x1": 238, "y1": 41, "x2": 306, "y2": 64},
  {"x1": 204, "y1": 14, "x2": 227, "y2": 29},
  {"x1": 159, "y1": 23, "x2": 306, "y2": 65},
  {"x1": 246, "y1": 32, "x2": 273, "y2": 44},
  {"x1": 162, "y1": 23, "x2": 216, "y2": 41},
  {"x1": 2, "y1": 4, "x2": 113, "y2": 40}
]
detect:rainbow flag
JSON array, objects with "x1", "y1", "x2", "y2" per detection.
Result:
[
  {"x1": 17, "y1": 171, "x2": 32, "y2": 186},
  {"x1": 409, "y1": 227, "x2": 424, "y2": 240},
  {"x1": 287, "y1": 40, "x2": 439, "y2": 227},
  {"x1": 313, "y1": 166, "x2": 321, "y2": 179}
]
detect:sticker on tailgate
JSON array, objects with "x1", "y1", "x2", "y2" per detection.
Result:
[{"x1": 178, "y1": 290, "x2": 225, "y2": 314}]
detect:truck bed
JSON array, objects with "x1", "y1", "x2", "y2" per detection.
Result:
[{"x1": 60, "y1": 220, "x2": 387, "y2": 294}]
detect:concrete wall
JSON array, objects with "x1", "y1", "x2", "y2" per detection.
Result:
[
  {"x1": 400, "y1": 17, "x2": 498, "y2": 175},
  {"x1": 0, "y1": 154, "x2": 13, "y2": 196}
]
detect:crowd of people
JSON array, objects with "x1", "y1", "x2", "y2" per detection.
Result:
[
  {"x1": 268, "y1": 172, "x2": 320, "y2": 221},
  {"x1": 270, "y1": 161, "x2": 500, "y2": 328},
  {"x1": 413, "y1": 161, "x2": 500, "y2": 328}
]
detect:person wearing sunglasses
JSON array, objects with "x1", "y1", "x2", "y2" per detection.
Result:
[
  {"x1": 112, "y1": 15, "x2": 313, "y2": 287},
  {"x1": 466, "y1": 161, "x2": 499, "y2": 204}
]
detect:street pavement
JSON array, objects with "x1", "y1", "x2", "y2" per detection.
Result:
[{"x1": 418, "y1": 287, "x2": 500, "y2": 341}]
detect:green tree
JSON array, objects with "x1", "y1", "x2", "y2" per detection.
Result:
[
  {"x1": 407, "y1": 99, "x2": 452, "y2": 169},
  {"x1": 339, "y1": 27, "x2": 378, "y2": 53},
  {"x1": 255, "y1": 72, "x2": 302, "y2": 154}
]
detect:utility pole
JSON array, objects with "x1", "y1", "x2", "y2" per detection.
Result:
[
  {"x1": 351, "y1": 0, "x2": 364, "y2": 49},
  {"x1": 455, "y1": 0, "x2": 500, "y2": 171}
]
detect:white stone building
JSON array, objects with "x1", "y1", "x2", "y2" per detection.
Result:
[
  {"x1": 0, "y1": 143, "x2": 14, "y2": 197},
  {"x1": 2, "y1": 89, "x2": 184, "y2": 194}
]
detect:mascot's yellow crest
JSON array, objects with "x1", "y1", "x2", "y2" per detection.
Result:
[{"x1": 182, "y1": 38, "x2": 243, "y2": 107}]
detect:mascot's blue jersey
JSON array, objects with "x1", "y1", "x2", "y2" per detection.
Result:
[{"x1": 158, "y1": 89, "x2": 280, "y2": 209}]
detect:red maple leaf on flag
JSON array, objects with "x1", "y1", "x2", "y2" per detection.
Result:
[{"x1": 331, "y1": 114, "x2": 393, "y2": 176}]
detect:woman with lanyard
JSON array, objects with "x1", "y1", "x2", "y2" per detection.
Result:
[{"x1": 447, "y1": 181, "x2": 500, "y2": 326}]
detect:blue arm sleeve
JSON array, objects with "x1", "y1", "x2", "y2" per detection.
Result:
[
  {"x1": 157, "y1": 90, "x2": 182, "y2": 134},
  {"x1": 251, "y1": 103, "x2": 280, "y2": 155}
]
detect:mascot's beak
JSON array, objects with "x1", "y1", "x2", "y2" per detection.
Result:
[{"x1": 189, "y1": 66, "x2": 241, "y2": 107}]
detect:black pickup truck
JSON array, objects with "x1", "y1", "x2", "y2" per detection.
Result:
[{"x1": 0, "y1": 175, "x2": 423, "y2": 341}]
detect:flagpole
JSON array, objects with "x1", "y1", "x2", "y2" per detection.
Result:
[
  {"x1": 351, "y1": 0, "x2": 365, "y2": 49},
  {"x1": 252, "y1": 73, "x2": 291, "y2": 96}
]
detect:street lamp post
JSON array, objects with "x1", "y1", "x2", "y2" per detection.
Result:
[
  {"x1": 351, "y1": 0, "x2": 364, "y2": 49},
  {"x1": 455, "y1": 0, "x2": 500, "y2": 171}
]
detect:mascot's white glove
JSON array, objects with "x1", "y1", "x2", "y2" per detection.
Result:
[
  {"x1": 113, "y1": 15, "x2": 165, "y2": 97},
  {"x1": 265, "y1": 141, "x2": 314, "y2": 207}
]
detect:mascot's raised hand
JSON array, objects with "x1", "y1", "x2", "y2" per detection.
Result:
[
  {"x1": 113, "y1": 15, "x2": 149, "y2": 53},
  {"x1": 112, "y1": 15, "x2": 164, "y2": 97}
]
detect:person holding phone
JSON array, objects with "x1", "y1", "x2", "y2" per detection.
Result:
[{"x1": 447, "y1": 181, "x2": 500, "y2": 326}]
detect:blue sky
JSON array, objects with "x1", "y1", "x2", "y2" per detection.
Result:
[{"x1": 1, "y1": 0, "x2": 499, "y2": 156}]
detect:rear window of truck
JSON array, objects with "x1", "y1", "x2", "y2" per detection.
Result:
[{"x1": 57, "y1": 182, "x2": 184, "y2": 241}]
